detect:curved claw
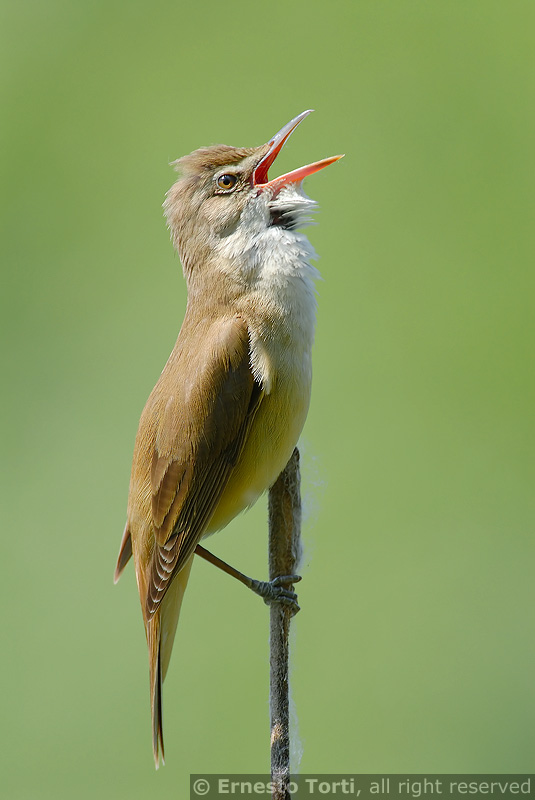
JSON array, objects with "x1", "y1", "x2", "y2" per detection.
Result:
[
  {"x1": 249, "y1": 575, "x2": 301, "y2": 615},
  {"x1": 271, "y1": 574, "x2": 302, "y2": 587}
]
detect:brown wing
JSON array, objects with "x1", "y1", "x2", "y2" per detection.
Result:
[{"x1": 145, "y1": 315, "x2": 263, "y2": 620}]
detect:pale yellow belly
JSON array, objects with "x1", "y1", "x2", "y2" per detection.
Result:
[{"x1": 205, "y1": 373, "x2": 311, "y2": 534}]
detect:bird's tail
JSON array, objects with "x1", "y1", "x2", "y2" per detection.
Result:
[
  {"x1": 147, "y1": 553, "x2": 195, "y2": 768},
  {"x1": 147, "y1": 615, "x2": 164, "y2": 768}
]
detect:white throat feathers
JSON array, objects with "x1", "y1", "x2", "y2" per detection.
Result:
[{"x1": 217, "y1": 184, "x2": 321, "y2": 394}]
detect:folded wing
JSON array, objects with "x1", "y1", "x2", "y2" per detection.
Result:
[{"x1": 146, "y1": 314, "x2": 263, "y2": 620}]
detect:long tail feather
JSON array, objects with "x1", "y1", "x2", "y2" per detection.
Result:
[
  {"x1": 159, "y1": 554, "x2": 194, "y2": 680},
  {"x1": 146, "y1": 554, "x2": 194, "y2": 768},
  {"x1": 148, "y1": 616, "x2": 165, "y2": 768}
]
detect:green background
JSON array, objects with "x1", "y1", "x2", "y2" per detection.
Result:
[{"x1": 1, "y1": 1, "x2": 533, "y2": 797}]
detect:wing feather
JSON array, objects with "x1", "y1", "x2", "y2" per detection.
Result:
[{"x1": 145, "y1": 316, "x2": 263, "y2": 620}]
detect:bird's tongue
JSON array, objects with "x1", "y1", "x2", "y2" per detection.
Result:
[{"x1": 253, "y1": 110, "x2": 343, "y2": 190}]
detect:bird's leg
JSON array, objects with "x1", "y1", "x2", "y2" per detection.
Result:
[{"x1": 195, "y1": 544, "x2": 301, "y2": 614}]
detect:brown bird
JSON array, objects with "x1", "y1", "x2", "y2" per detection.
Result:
[{"x1": 114, "y1": 110, "x2": 342, "y2": 766}]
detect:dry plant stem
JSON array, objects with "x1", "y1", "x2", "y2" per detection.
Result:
[{"x1": 268, "y1": 448, "x2": 302, "y2": 800}]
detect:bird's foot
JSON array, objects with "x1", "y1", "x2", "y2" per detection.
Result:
[
  {"x1": 249, "y1": 575, "x2": 301, "y2": 615},
  {"x1": 194, "y1": 546, "x2": 302, "y2": 615}
]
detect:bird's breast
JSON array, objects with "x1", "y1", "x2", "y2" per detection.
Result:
[{"x1": 207, "y1": 242, "x2": 318, "y2": 533}]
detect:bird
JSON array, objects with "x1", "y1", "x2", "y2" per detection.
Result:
[{"x1": 114, "y1": 110, "x2": 342, "y2": 767}]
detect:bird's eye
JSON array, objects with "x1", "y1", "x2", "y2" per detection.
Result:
[{"x1": 216, "y1": 173, "x2": 238, "y2": 191}]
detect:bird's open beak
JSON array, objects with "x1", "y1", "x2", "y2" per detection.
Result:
[{"x1": 253, "y1": 109, "x2": 343, "y2": 190}]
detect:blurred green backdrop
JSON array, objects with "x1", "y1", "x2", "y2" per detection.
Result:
[{"x1": 1, "y1": 1, "x2": 533, "y2": 797}]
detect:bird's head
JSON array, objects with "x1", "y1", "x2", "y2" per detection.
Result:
[{"x1": 163, "y1": 110, "x2": 342, "y2": 288}]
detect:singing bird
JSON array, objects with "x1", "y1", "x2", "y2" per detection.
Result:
[{"x1": 114, "y1": 110, "x2": 342, "y2": 766}]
